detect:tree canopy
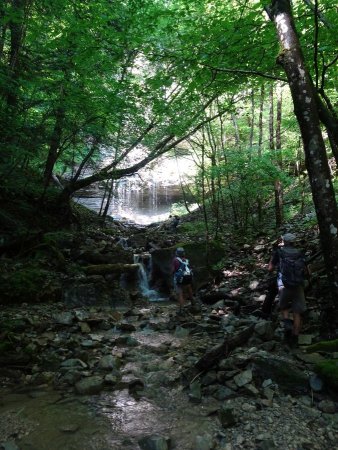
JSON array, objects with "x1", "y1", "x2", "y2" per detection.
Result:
[{"x1": 1, "y1": 1, "x2": 338, "y2": 298}]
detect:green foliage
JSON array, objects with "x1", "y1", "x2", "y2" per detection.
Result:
[
  {"x1": 315, "y1": 360, "x2": 338, "y2": 390},
  {"x1": 306, "y1": 339, "x2": 338, "y2": 353},
  {"x1": 179, "y1": 219, "x2": 207, "y2": 236},
  {"x1": 0, "y1": 265, "x2": 53, "y2": 303},
  {"x1": 0, "y1": 0, "x2": 336, "y2": 236},
  {"x1": 43, "y1": 231, "x2": 74, "y2": 249}
]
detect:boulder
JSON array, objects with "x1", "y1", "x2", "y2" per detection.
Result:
[{"x1": 75, "y1": 376, "x2": 104, "y2": 395}]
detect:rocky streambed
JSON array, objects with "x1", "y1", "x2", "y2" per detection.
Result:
[{"x1": 1, "y1": 298, "x2": 338, "y2": 450}]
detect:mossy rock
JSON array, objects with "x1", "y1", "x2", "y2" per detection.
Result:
[
  {"x1": 43, "y1": 231, "x2": 75, "y2": 248},
  {"x1": 306, "y1": 339, "x2": 338, "y2": 353},
  {"x1": 0, "y1": 267, "x2": 52, "y2": 303},
  {"x1": 315, "y1": 360, "x2": 338, "y2": 390},
  {"x1": 0, "y1": 318, "x2": 26, "y2": 332},
  {"x1": 0, "y1": 341, "x2": 14, "y2": 354},
  {"x1": 252, "y1": 355, "x2": 309, "y2": 394}
]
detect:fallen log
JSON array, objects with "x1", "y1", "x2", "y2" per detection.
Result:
[
  {"x1": 200, "y1": 291, "x2": 234, "y2": 304},
  {"x1": 84, "y1": 263, "x2": 140, "y2": 275},
  {"x1": 195, "y1": 324, "x2": 255, "y2": 371}
]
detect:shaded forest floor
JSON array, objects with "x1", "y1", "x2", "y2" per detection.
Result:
[{"x1": 1, "y1": 180, "x2": 338, "y2": 449}]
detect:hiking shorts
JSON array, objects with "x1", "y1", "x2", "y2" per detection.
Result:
[{"x1": 278, "y1": 285, "x2": 306, "y2": 314}]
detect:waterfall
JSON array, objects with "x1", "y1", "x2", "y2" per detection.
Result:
[{"x1": 133, "y1": 253, "x2": 163, "y2": 301}]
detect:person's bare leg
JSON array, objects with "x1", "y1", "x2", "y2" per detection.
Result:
[
  {"x1": 281, "y1": 309, "x2": 289, "y2": 320},
  {"x1": 186, "y1": 285, "x2": 195, "y2": 304},
  {"x1": 293, "y1": 313, "x2": 302, "y2": 336},
  {"x1": 178, "y1": 292, "x2": 185, "y2": 307}
]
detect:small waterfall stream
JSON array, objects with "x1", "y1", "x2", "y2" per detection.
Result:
[{"x1": 133, "y1": 253, "x2": 166, "y2": 301}]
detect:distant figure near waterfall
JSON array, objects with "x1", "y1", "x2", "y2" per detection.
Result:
[
  {"x1": 172, "y1": 247, "x2": 195, "y2": 312},
  {"x1": 169, "y1": 215, "x2": 180, "y2": 231}
]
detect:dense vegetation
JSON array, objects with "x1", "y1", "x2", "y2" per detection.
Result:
[{"x1": 0, "y1": 1, "x2": 337, "y2": 303}]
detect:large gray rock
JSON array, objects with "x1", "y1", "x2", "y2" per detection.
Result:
[
  {"x1": 75, "y1": 376, "x2": 104, "y2": 395},
  {"x1": 233, "y1": 369, "x2": 253, "y2": 387},
  {"x1": 138, "y1": 435, "x2": 170, "y2": 450},
  {"x1": 52, "y1": 312, "x2": 73, "y2": 325},
  {"x1": 252, "y1": 355, "x2": 308, "y2": 394},
  {"x1": 194, "y1": 433, "x2": 214, "y2": 450},
  {"x1": 254, "y1": 321, "x2": 275, "y2": 340},
  {"x1": 63, "y1": 283, "x2": 98, "y2": 307},
  {"x1": 97, "y1": 355, "x2": 120, "y2": 370}
]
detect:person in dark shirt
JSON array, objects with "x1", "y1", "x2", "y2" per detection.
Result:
[
  {"x1": 172, "y1": 247, "x2": 194, "y2": 311},
  {"x1": 268, "y1": 233, "x2": 307, "y2": 344}
]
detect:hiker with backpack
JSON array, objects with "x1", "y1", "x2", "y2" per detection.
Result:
[
  {"x1": 268, "y1": 233, "x2": 308, "y2": 345},
  {"x1": 173, "y1": 247, "x2": 195, "y2": 311}
]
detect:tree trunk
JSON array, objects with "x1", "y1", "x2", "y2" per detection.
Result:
[
  {"x1": 258, "y1": 85, "x2": 265, "y2": 157},
  {"x1": 270, "y1": 0, "x2": 338, "y2": 306},
  {"x1": 269, "y1": 84, "x2": 275, "y2": 151},
  {"x1": 249, "y1": 88, "x2": 255, "y2": 150},
  {"x1": 6, "y1": 0, "x2": 30, "y2": 108},
  {"x1": 195, "y1": 324, "x2": 255, "y2": 371},
  {"x1": 43, "y1": 102, "x2": 65, "y2": 187},
  {"x1": 275, "y1": 83, "x2": 283, "y2": 167},
  {"x1": 0, "y1": 1, "x2": 9, "y2": 61},
  {"x1": 257, "y1": 85, "x2": 265, "y2": 222},
  {"x1": 274, "y1": 179, "x2": 283, "y2": 228},
  {"x1": 231, "y1": 113, "x2": 240, "y2": 147}
]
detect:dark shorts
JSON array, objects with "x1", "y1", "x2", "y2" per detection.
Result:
[{"x1": 279, "y1": 285, "x2": 306, "y2": 314}]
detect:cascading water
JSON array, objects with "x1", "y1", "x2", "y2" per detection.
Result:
[
  {"x1": 133, "y1": 253, "x2": 165, "y2": 301},
  {"x1": 73, "y1": 153, "x2": 197, "y2": 225}
]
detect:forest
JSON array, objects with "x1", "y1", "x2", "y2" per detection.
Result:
[
  {"x1": 1, "y1": 1, "x2": 338, "y2": 448},
  {"x1": 1, "y1": 0, "x2": 337, "y2": 300}
]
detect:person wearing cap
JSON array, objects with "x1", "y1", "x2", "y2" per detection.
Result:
[
  {"x1": 268, "y1": 233, "x2": 307, "y2": 345},
  {"x1": 172, "y1": 247, "x2": 195, "y2": 311}
]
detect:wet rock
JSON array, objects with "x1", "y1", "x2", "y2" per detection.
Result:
[
  {"x1": 174, "y1": 326, "x2": 190, "y2": 338},
  {"x1": 233, "y1": 369, "x2": 253, "y2": 387},
  {"x1": 243, "y1": 383, "x2": 259, "y2": 396},
  {"x1": 81, "y1": 338, "x2": 99, "y2": 348},
  {"x1": 215, "y1": 386, "x2": 235, "y2": 401},
  {"x1": 256, "y1": 439, "x2": 277, "y2": 450},
  {"x1": 252, "y1": 355, "x2": 309, "y2": 394},
  {"x1": 79, "y1": 322, "x2": 91, "y2": 333},
  {"x1": 58, "y1": 423, "x2": 80, "y2": 433},
  {"x1": 219, "y1": 404, "x2": 236, "y2": 428},
  {"x1": 201, "y1": 371, "x2": 218, "y2": 386},
  {"x1": 104, "y1": 373, "x2": 119, "y2": 385},
  {"x1": 118, "y1": 322, "x2": 137, "y2": 332},
  {"x1": 97, "y1": 355, "x2": 121, "y2": 370},
  {"x1": 60, "y1": 358, "x2": 87, "y2": 369},
  {"x1": 63, "y1": 283, "x2": 98, "y2": 307},
  {"x1": 0, "y1": 441, "x2": 20, "y2": 450},
  {"x1": 241, "y1": 402, "x2": 256, "y2": 412},
  {"x1": 298, "y1": 334, "x2": 313, "y2": 345},
  {"x1": 74, "y1": 310, "x2": 90, "y2": 321},
  {"x1": 119, "y1": 374, "x2": 145, "y2": 391},
  {"x1": 75, "y1": 376, "x2": 104, "y2": 394},
  {"x1": 194, "y1": 433, "x2": 214, "y2": 450},
  {"x1": 61, "y1": 370, "x2": 82, "y2": 385},
  {"x1": 138, "y1": 434, "x2": 170, "y2": 450},
  {"x1": 254, "y1": 321, "x2": 275, "y2": 340},
  {"x1": 189, "y1": 381, "x2": 202, "y2": 403},
  {"x1": 52, "y1": 312, "x2": 73, "y2": 325},
  {"x1": 317, "y1": 400, "x2": 336, "y2": 414}
]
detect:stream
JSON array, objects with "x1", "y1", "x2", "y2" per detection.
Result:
[{"x1": 0, "y1": 303, "x2": 219, "y2": 450}]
